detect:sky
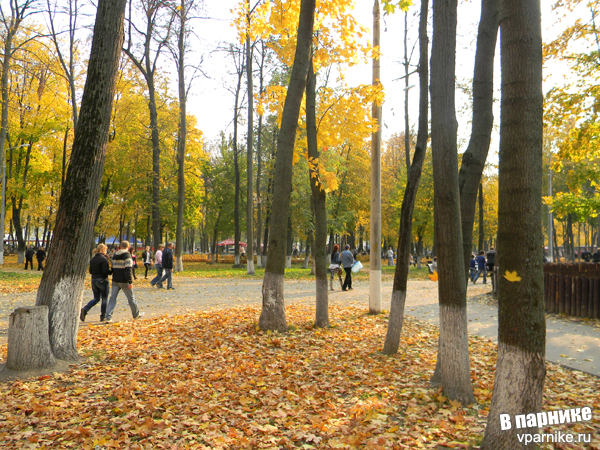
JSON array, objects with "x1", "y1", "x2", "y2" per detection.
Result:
[{"x1": 186, "y1": 0, "x2": 562, "y2": 153}]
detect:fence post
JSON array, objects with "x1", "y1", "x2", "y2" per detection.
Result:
[{"x1": 565, "y1": 275, "x2": 572, "y2": 316}]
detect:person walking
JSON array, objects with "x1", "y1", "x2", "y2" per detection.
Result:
[
  {"x1": 472, "y1": 250, "x2": 487, "y2": 284},
  {"x1": 386, "y1": 246, "x2": 395, "y2": 266},
  {"x1": 80, "y1": 244, "x2": 111, "y2": 322},
  {"x1": 469, "y1": 254, "x2": 477, "y2": 281},
  {"x1": 150, "y1": 244, "x2": 165, "y2": 288},
  {"x1": 104, "y1": 240, "x2": 145, "y2": 322},
  {"x1": 157, "y1": 242, "x2": 174, "y2": 290},
  {"x1": 36, "y1": 246, "x2": 46, "y2": 271},
  {"x1": 341, "y1": 244, "x2": 355, "y2": 291},
  {"x1": 24, "y1": 245, "x2": 35, "y2": 270},
  {"x1": 142, "y1": 246, "x2": 152, "y2": 279},
  {"x1": 329, "y1": 244, "x2": 343, "y2": 291},
  {"x1": 582, "y1": 248, "x2": 592, "y2": 262},
  {"x1": 130, "y1": 246, "x2": 138, "y2": 280},
  {"x1": 593, "y1": 248, "x2": 600, "y2": 263}
]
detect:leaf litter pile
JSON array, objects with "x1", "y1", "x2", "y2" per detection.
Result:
[{"x1": 1, "y1": 304, "x2": 599, "y2": 449}]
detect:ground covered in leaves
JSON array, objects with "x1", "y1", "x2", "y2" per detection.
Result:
[{"x1": 0, "y1": 305, "x2": 599, "y2": 449}]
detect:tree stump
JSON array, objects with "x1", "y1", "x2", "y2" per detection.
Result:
[{"x1": 7, "y1": 306, "x2": 56, "y2": 371}]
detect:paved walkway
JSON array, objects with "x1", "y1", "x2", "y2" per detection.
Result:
[{"x1": 1, "y1": 277, "x2": 599, "y2": 375}]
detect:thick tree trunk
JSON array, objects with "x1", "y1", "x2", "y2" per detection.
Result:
[
  {"x1": 306, "y1": 58, "x2": 329, "y2": 328},
  {"x1": 430, "y1": 0, "x2": 475, "y2": 405},
  {"x1": 286, "y1": 217, "x2": 293, "y2": 269},
  {"x1": 383, "y1": 0, "x2": 429, "y2": 355},
  {"x1": 7, "y1": 306, "x2": 56, "y2": 371},
  {"x1": 148, "y1": 81, "x2": 161, "y2": 252},
  {"x1": 480, "y1": 0, "x2": 545, "y2": 446},
  {"x1": 259, "y1": 0, "x2": 315, "y2": 331},
  {"x1": 458, "y1": 0, "x2": 499, "y2": 279},
  {"x1": 34, "y1": 0, "x2": 126, "y2": 361}
]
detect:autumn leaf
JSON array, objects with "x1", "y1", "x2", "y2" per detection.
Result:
[{"x1": 503, "y1": 270, "x2": 522, "y2": 282}]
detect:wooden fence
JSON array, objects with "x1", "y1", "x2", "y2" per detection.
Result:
[{"x1": 544, "y1": 263, "x2": 600, "y2": 319}]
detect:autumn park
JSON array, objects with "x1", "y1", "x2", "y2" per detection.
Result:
[{"x1": 0, "y1": 0, "x2": 599, "y2": 448}]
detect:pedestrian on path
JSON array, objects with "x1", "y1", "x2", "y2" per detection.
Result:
[
  {"x1": 341, "y1": 245, "x2": 354, "y2": 291},
  {"x1": 593, "y1": 248, "x2": 600, "y2": 263},
  {"x1": 472, "y1": 251, "x2": 487, "y2": 284},
  {"x1": 142, "y1": 246, "x2": 152, "y2": 278},
  {"x1": 469, "y1": 254, "x2": 476, "y2": 281},
  {"x1": 329, "y1": 244, "x2": 343, "y2": 291},
  {"x1": 36, "y1": 246, "x2": 46, "y2": 271},
  {"x1": 80, "y1": 244, "x2": 111, "y2": 322},
  {"x1": 387, "y1": 247, "x2": 395, "y2": 266},
  {"x1": 157, "y1": 242, "x2": 174, "y2": 290},
  {"x1": 150, "y1": 244, "x2": 165, "y2": 288},
  {"x1": 130, "y1": 247, "x2": 138, "y2": 280},
  {"x1": 104, "y1": 240, "x2": 145, "y2": 322},
  {"x1": 24, "y1": 245, "x2": 35, "y2": 270}
]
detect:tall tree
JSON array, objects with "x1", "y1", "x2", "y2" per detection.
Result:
[
  {"x1": 480, "y1": 0, "x2": 545, "y2": 446},
  {"x1": 123, "y1": 0, "x2": 172, "y2": 252},
  {"x1": 34, "y1": 0, "x2": 127, "y2": 361},
  {"x1": 169, "y1": 0, "x2": 197, "y2": 272},
  {"x1": 245, "y1": 0, "x2": 255, "y2": 274},
  {"x1": 0, "y1": 0, "x2": 36, "y2": 266},
  {"x1": 370, "y1": 0, "x2": 382, "y2": 314},
  {"x1": 458, "y1": 0, "x2": 499, "y2": 279},
  {"x1": 430, "y1": 0, "x2": 475, "y2": 405},
  {"x1": 383, "y1": 0, "x2": 428, "y2": 355},
  {"x1": 306, "y1": 55, "x2": 328, "y2": 328},
  {"x1": 258, "y1": 0, "x2": 315, "y2": 332}
]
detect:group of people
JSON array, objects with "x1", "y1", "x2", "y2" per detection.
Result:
[
  {"x1": 469, "y1": 248, "x2": 496, "y2": 284},
  {"x1": 23, "y1": 245, "x2": 46, "y2": 271},
  {"x1": 80, "y1": 241, "x2": 176, "y2": 323},
  {"x1": 329, "y1": 244, "x2": 356, "y2": 291},
  {"x1": 581, "y1": 248, "x2": 600, "y2": 263}
]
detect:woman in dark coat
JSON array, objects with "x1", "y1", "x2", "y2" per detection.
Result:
[
  {"x1": 80, "y1": 244, "x2": 111, "y2": 322},
  {"x1": 36, "y1": 247, "x2": 46, "y2": 271}
]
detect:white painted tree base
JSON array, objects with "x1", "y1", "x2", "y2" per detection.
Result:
[{"x1": 369, "y1": 270, "x2": 381, "y2": 313}]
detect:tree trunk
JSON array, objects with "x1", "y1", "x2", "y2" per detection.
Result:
[
  {"x1": 232, "y1": 47, "x2": 244, "y2": 268},
  {"x1": 478, "y1": 182, "x2": 484, "y2": 251},
  {"x1": 458, "y1": 0, "x2": 499, "y2": 279},
  {"x1": 369, "y1": 0, "x2": 382, "y2": 314},
  {"x1": 480, "y1": 0, "x2": 545, "y2": 446},
  {"x1": 174, "y1": 0, "x2": 187, "y2": 273},
  {"x1": 7, "y1": 306, "x2": 56, "y2": 371},
  {"x1": 246, "y1": 24, "x2": 255, "y2": 275},
  {"x1": 34, "y1": 0, "x2": 126, "y2": 361},
  {"x1": 306, "y1": 57, "x2": 329, "y2": 328},
  {"x1": 430, "y1": 0, "x2": 475, "y2": 405},
  {"x1": 259, "y1": 0, "x2": 315, "y2": 332},
  {"x1": 383, "y1": 0, "x2": 429, "y2": 355}
]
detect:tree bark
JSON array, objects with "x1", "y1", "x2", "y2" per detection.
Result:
[
  {"x1": 306, "y1": 56, "x2": 329, "y2": 328},
  {"x1": 34, "y1": 0, "x2": 126, "y2": 361},
  {"x1": 7, "y1": 306, "x2": 56, "y2": 371},
  {"x1": 383, "y1": 0, "x2": 429, "y2": 355},
  {"x1": 174, "y1": 0, "x2": 187, "y2": 273},
  {"x1": 246, "y1": 13, "x2": 255, "y2": 275},
  {"x1": 430, "y1": 0, "x2": 475, "y2": 405},
  {"x1": 232, "y1": 46, "x2": 244, "y2": 268},
  {"x1": 478, "y1": 181, "x2": 484, "y2": 251},
  {"x1": 259, "y1": 0, "x2": 315, "y2": 332},
  {"x1": 369, "y1": 0, "x2": 382, "y2": 314},
  {"x1": 480, "y1": 0, "x2": 545, "y2": 446},
  {"x1": 458, "y1": 0, "x2": 499, "y2": 279}
]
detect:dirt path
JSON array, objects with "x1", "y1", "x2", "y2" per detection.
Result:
[{"x1": 2, "y1": 276, "x2": 599, "y2": 375}]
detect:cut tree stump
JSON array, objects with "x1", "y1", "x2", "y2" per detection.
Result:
[{"x1": 7, "y1": 306, "x2": 56, "y2": 371}]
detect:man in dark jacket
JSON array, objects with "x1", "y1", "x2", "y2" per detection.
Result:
[
  {"x1": 158, "y1": 242, "x2": 175, "y2": 290},
  {"x1": 341, "y1": 244, "x2": 355, "y2": 291},
  {"x1": 36, "y1": 246, "x2": 46, "y2": 271},
  {"x1": 104, "y1": 241, "x2": 145, "y2": 322},
  {"x1": 24, "y1": 245, "x2": 35, "y2": 270}
]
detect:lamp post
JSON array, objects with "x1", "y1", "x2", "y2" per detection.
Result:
[{"x1": 0, "y1": 143, "x2": 30, "y2": 265}]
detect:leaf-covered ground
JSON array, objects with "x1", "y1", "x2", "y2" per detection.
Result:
[{"x1": 0, "y1": 304, "x2": 598, "y2": 449}]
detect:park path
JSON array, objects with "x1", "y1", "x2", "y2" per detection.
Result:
[{"x1": 1, "y1": 276, "x2": 599, "y2": 375}]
